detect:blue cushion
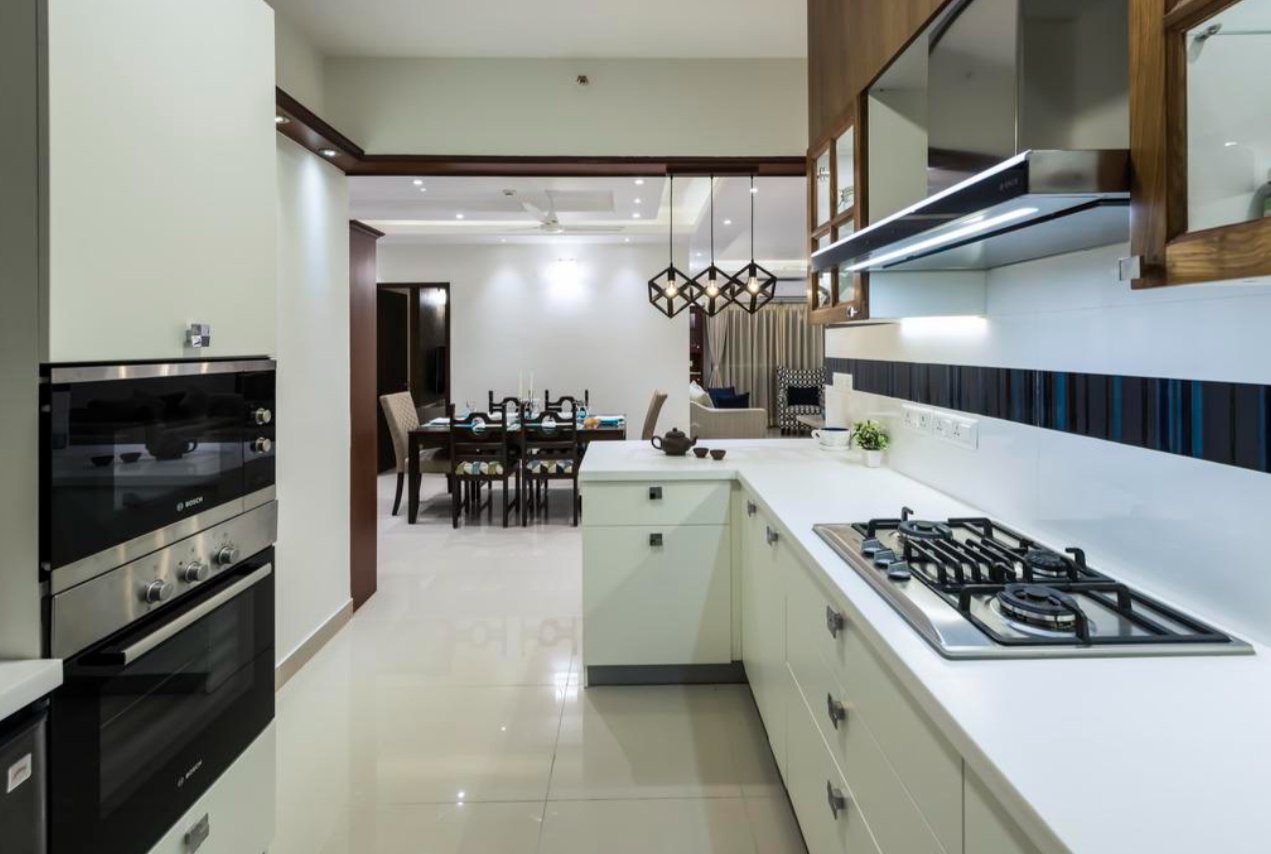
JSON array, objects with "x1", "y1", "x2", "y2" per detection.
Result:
[
  {"x1": 715, "y1": 392, "x2": 752, "y2": 409},
  {"x1": 706, "y1": 386, "x2": 736, "y2": 407}
]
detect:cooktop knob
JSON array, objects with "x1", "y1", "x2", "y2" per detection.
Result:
[
  {"x1": 142, "y1": 580, "x2": 173, "y2": 604},
  {"x1": 251, "y1": 437, "x2": 272, "y2": 454},
  {"x1": 214, "y1": 544, "x2": 240, "y2": 566},
  {"x1": 180, "y1": 560, "x2": 210, "y2": 583},
  {"x1": 253, "y1": 407, "x2": 273, "y2": 425}
]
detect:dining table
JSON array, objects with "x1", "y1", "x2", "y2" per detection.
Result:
[{"x1": 406, "y1": 415, "x2": 628, "y2": 523}]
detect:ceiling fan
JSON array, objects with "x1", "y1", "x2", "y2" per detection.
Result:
[{"x1": 514, "y1": 190, "x2": 624, "y2": 235}]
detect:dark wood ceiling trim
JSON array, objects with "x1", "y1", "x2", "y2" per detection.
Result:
[
  {"x1": 349, "y1": 219, "x2": 385, "y2": 239},
  {"x1": 275, "y1": 88, "x2": 805, "y2": 178}
]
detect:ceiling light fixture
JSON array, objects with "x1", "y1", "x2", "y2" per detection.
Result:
[
  {"x1": 724, "y1": 219, "x2": 733, "y2": 226},
  {"x1": 647, "y1": 175, "x2": 692, "y2": 318},
  {"x1": 750, "y1": 186, "x2": 759, "y2": 194},
  {"x1": 456, "y1": 213, "x2": 465, "y2": 220},
  {"x1": 729, "y1": 175, "x2": 777, "y2": 314},
  {"x1": 632, "y1": 212, "x2": 642, "y2": 219},
  {"x1": 687, "y1": 176, "x2": 735, "y2": 317},
  {"x1": 413, "y1": 178, "x2": 424, "y2": 185},
  {"x1": 319, "y1": 148, "x2": 338, "y2": 158},
  {"x1": 635, "y1": 178, "x2": 645, "y2": 186},
  {"x1": 634, "y1": 198, "x2": 643, "y2": 204},
  {"x1": 419, "y1": 187, "x2": 428, "y2": 192}
]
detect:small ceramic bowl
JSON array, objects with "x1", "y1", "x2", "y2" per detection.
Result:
[
  {"x1": 119, "y1": 452, "x2": 142, "y2": 464},
  {"x1": 90, "y1": 455, "x2": 114, "y2": 467},
  {"x1": 692, "y1": 447, "x2": 710, "y2": 459},
  {"x1": 710, "y1": 449, "x2": 727, "y2": 461}
]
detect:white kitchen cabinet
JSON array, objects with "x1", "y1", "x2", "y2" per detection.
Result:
[
  {"x1": 785, "y1": 671, "x2": 883, "y2": 854},
  {"x1": 739, "y1": 491, "x2": 789, "y2": 774},
  {"x1": 582, "y1": 478, "x2": 733, "y2": 671},
  {"x1": 965, "y1": 769, "x2": 1044, "y2": 854}
]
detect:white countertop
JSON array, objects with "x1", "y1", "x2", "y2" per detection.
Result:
[
  {"x1": 581, "y1": 439, "x2": 1271, "y2": 854},
  {"x1": 0, "y1": 660, "x2": 61, "y2": 721}
]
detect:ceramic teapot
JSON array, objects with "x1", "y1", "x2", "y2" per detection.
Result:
[{"x1": 650, "y1": 427, "x2": 698, "y2": 456}]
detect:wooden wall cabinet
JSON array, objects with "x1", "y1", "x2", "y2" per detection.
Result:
[{"x1": 1131, "y1": 0, "x2": 1271, "y2": 287}]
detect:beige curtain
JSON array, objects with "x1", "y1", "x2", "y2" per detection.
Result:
[{"x1": 706, "y1": 303, "x2": 824, "y2": 425}]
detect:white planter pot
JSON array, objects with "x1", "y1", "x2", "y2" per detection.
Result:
[{"x1": 863, "y1": 449, "x2": 883, "y2": 468}]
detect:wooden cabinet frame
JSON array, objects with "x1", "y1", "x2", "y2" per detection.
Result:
[
  {"x1": 808, "y1": 102, "x2": 869, "y2": 324},
  {"x1": 1131, "y1": 0, "x2": 1271, "y2": 287}
]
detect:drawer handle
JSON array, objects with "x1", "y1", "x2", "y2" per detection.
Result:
[
  {"x1": 826, "y1": 606, "x2": 846, "y2": 638},
  {"x1": 649, "y1": 533, "x2": 664, "y2": 547},
  {"x1": 648, "y1": 486, "x2": 663, "y2": 500},
  {"x1": 826, "y1": 694, "x2": 848, "y2": 729},
  {"x1": 765, "y1": 526, "x2": 779, "y2": 546},
  {"x1": 826, "y1": 781, "x2": 849, "y2": 820},
  {"x1": 746, "y1": 500, "x2": 757, "y2": 516}
]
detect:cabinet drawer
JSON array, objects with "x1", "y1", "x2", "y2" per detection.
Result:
[
  {"x1": 785, "y1": 669, "x2": 882, "y2": 854},
  {"x1": 788, "y1": 616, "x2": 948, "y2": 854},
  {"x1": 583, "y1": 524, "x2": 731, "y2": 667},
  {"x1": 787, "y1": 561, "x2": 963, "y2": 854},
  {"x1": 581, "y1": 480, "x2": 730, "y2": 527}
]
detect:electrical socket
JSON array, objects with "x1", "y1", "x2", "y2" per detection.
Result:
[
  {"x1": 950, "y1": 417, "x2": 979, "y2": 449},
  {"x1": 902, "y1": 404, "x2": 935, "y2": 434},
  {"x1": 933, "y1": 415, "x2": 956, "y2": 439}
]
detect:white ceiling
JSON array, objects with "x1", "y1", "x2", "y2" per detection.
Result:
[
  {"x1": 267, "y1": 0, "x2": 806, "y2": 59},
  {"x1": 351, "y1": 174, "x2": 808, "y2": 271}
]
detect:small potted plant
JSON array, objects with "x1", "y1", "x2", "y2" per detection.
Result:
[{"x1": 853, "y1": 420, "x2": 889, "y2": 468}]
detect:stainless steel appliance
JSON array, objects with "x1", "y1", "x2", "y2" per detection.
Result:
[
  {"x1": 0, "y1": 703, "x2": 48, "y2": 854},
  {"x1": 814, "y1": 508, "x2": 1252, "y2": 659},
  {"x1": 40, "y1": 358, "x2": 278, "y2": 854}
]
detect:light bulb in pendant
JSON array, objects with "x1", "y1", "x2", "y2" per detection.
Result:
[
  {"x1": 705, "y1": 273, "x2": 719, "y2": 299},
  {"x1": 747, "y1": 274, "x2": 760, "y2": 294},
  {"x1": 663, "y1": 274, "x2": 678, "y2": 299}
]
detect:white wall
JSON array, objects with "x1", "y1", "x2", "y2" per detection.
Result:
[
  {"x1": 323, "y1": 57, "x2": 807, "y2": 156},
  {"x1": 43, "y1": 0, "x2": 277, "y2": 362},
  {"x1": 377, "y1": 242, "x2": 690, "y2": 433},
  {"x1": 275, "y1": 136, "x2": 352, "y2": 665},
  {"x1": 827, "y1": 244, "x2": 1271, "y2": 646},
  {"x1": 275, "y1": 13, "x2": 326, "y2": 112}
]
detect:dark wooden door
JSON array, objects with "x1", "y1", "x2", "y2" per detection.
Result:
[
  {"x1": 376, "y1": 290, "x2": 411, "y2": 473},
  {"x1": 350, "y1": 222, "x2": 381, "y2": 611}
]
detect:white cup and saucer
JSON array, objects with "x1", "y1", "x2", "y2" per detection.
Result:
[{"x1": 811, "y1": 426, "x2": 852, "y2": 452}]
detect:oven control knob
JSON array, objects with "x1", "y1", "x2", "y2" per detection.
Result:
[
  {"x1": 253, "y1": 407, "x2": 273, "y2": 425},
  {"x1": 180, "y1": 560, "x2": 210, "y2": 583},
  {"x1": 251, "y1": 437, "x2": 272, "y2": 454},
  {"x1": 214, "y1": 544, "x2": 240, "y2": 566},
  {"x1": 142, "y1": 580, "x2": 173, "y2": 604}
]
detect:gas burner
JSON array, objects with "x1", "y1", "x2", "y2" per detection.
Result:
[
  {"x1": 995, "y1": 584, "x2": 1081, "y2": 632},
  {"x1": 898, "y1": 519, "x2": 953, "y2": 541},
  {"x1": 1023, "y1": 547, "x2": 1069, "y2": 579}
]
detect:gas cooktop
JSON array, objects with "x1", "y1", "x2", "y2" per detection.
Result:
[{"x1": 813, "y1": 508, "x2": 1252, "y2": 659}]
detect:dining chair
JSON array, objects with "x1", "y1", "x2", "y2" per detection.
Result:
[
  {"x1": 447, "y1": 401, "x2": 520, "y2": 528},
  {"x1": 544, "y1": 389, "x2": 589, "y2": 411},
  {"x1": 379, "y1": 391, "x2": 450, "y2": 516},
  {"x1": 641, "y1": 390, "x2": 669, "y2": 441},
  {"x1": 521, "y1": 397, "x2": 582, "y2": 526}
]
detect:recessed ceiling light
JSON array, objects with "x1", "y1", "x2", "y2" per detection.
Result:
[
  {"x1": 723, "y1": 219, "x2": 733, "y2": 225},
  {"x1": 456, "y1": 213, "x2": 465, "y2": 220},
  {"x1": 319, "y1": 148, "x2": 337, "y2": 158},
  {"x1": 632, "y1": 212, "x2": 641, "y2": 219},
  {"x1": 695, "y1": 252, "x2": 703, "y2": 257},
  {"x1": 419, "y1": 187, "x2": 428, "y2": 192},
  {"x1": 634, "y1": 179, "x2": 645, "y2": 186},
  {"x1": 750, "y1": 186, "x2": 759, "y2": 194},
  {"x1": 624, "y1": 237, "x2": 631, "y2": 243},
  {"x1": 413, "y1": 178, "x2": 424, "y2": 185},
  {"x1": 274, "y1": 115, "x2": 290, "y2": 125},
  {"x1": 500, "y1": 238, "x2": 507, "y2": 243},
  {"x1": 1224, "y1": 141, "x2": 1239, "y2": 147},
  {"x1": 634, "y1": 198, "x2": 642, "y2": 205}
]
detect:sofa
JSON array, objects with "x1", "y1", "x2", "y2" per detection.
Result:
[{"x1": 688, "y1": 383, "x2": 768, "y2": 439}]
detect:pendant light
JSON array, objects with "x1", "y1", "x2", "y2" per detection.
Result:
[
  {"x1": 688, "y1": 176, "x2": 735, "y2": 316},
  {"x1": 728, "y1": 176, "x2": 776, "y2": 314},
  {"x1": 647, "y1": 175, "x2": 692, "y2": 318}
]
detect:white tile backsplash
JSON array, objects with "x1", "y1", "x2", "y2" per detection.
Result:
[{"x1": 829, "y1": 245, "x2": 1271, "y2": 646}]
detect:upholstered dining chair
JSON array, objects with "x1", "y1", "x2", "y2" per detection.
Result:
[
  {"x1": 448, "y1": 402, "x2": 521, "y2": 528},
  {"x1": 521, "y1": 397, "x2": 582, "y2": 526},
  {"x1": 641, "y1": 390, "x2": 669, "y2": 441},
  {"x1": 379, "y1": 392, "x2": 450, "y2": 516}
]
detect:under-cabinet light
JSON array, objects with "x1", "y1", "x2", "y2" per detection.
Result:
[{"x1": 847, "y1": 207, "x2": 1039, "y2": 272}]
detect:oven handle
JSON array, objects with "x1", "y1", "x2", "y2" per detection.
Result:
[{"x1": 92, "y1": 564, "x2": 273, "y2": 667}]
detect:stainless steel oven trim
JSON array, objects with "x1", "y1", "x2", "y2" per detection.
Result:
[
  {"x1": 243, "y1": 485, "x2": 276, "y2": 512},
  {"x1": 46, "y1": 358, "x2": 276, "y2": 384},
  {"x1": 96, "y1": 564, "x2": 273, "y2": 666},
  {"x1": 50, "y1": 497, "x2": 247, "y2": 593}
]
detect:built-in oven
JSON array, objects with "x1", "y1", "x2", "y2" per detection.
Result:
[
  {"x1": 48, "y1": 547, "x2": 275, "y2": 854},
  {"x1": 41, "y1": 359, "x2": 276, "y2": 592}
]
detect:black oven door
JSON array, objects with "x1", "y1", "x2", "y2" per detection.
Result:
[{"x1": 49, "y1": 549, "x2": 275, "y2": 854}]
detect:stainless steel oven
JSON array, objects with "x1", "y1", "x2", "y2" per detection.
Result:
[
  {"x1": 48, "y1": 547, "x2": 274, "y2": 854},
  {"x1": 40, "y1": 359, "x2": 275, "y2": 593}
]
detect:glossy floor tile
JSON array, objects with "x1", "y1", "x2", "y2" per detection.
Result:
[{"x1": 272, "y1": 474, "x2": 807, "y2": 854}]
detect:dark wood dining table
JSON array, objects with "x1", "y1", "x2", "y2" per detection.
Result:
[{"x1": 406, "y1": 419, "x2": 628, "y2": 523}]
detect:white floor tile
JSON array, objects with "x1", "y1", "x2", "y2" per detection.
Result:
[
  {"x1": 537, "y1": 798, "x2": 759, "y2": 854},
  {"x1": 308, "y1": 802, "x2": 545, "y2": 854}
]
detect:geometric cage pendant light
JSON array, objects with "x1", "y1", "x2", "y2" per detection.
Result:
[
  {"x1": 686, "y1": 175, "x2": 735, "y2": 317},
  {"x1": 728, "y1": 176, "x2": 776, "y2": 314},
  {"x1": 647, "y1": 174, "x2": 694, "y2": 318}
]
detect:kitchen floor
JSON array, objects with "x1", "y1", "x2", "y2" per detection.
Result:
[{"x1": 271, "y1": 474, "x2": 807, "y2": 854}]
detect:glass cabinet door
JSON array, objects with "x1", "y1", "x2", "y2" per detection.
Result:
[
  {"x1": 813, "y1": 146, "x2": 832, "y2": 229},
  {"x1": 812, "y1": 231, "x2": 834, "y2": 311},
  {"x1": 835, "y1": 127, "x2": 855, "y2": 218}
]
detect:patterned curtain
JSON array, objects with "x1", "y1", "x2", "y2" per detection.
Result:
[{"x1": 706, "y1": 303, "x2": 825, "y2": 426}]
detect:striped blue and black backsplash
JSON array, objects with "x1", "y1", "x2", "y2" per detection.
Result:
[{"x1": 825, "y1": 357, "x2": 1271, "y2": 474}]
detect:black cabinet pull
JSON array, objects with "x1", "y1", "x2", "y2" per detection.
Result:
[
  {"x1": 648, "y1": 486, "x2": 663, "y2": 500},
  {"x1": 827, "y1": 781, "x2": 848, "y2": 819},
  {"x1": 649, "y1": 533, "x2": 663, "y2": 547},
  {"x1": 826, "y1": 694, "x2": 847, "y2": 729},
  {"x1": 826, "y1": 606, "x2": 846, "y2": 638},
  {"x1": 765, "y1": 526, "x2": 779, "y2": 546},
  {"x1": 746, "y1": 501, "x2": 757, "y2": 516}
]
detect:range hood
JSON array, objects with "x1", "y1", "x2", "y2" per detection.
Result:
[{"x1": 811, "y1": 149, "x2": 1129, "y2": 274}]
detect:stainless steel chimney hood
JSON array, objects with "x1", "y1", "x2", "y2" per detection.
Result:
[{"x1": 811, "y1": 149, "x2": 1129, "y2": 275}]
